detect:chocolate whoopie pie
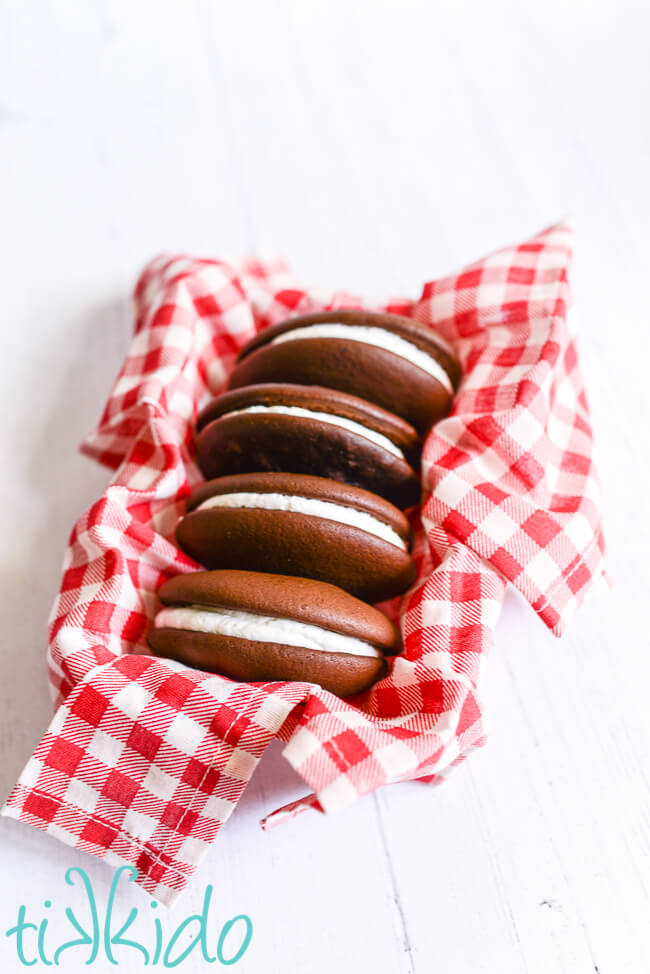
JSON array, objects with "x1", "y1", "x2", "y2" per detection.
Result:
[
  {"x1": 148, "y1": 570, "x2": 400, "y2": 697},
  {"x1": 195, "y1": 383, "x2": 422, "y2": 509},
  {"x1": 228, "y1": 309, "x2": 461, "y2": 434},
  {"x1": 176, "y1": 472, "x2": 416, "y2": 602}
]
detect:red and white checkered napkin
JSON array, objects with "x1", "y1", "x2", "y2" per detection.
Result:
[{"x1": 2, "y1": 222, "x2": 607, "y2": 904}]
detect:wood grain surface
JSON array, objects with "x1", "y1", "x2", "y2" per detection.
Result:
[{"x1": 0, "y1": 1, "x2": 648, "y2": 971}]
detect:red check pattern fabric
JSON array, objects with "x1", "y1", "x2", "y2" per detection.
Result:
[{"x1": 2, "y1": 222, "x2": 607, "y2": 903}]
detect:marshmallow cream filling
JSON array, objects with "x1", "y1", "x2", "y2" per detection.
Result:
[
  {"x1": 271, "y1": 323, "x2": 454, "y2": 394},
  {"x1": 220, "y1": 405, "x2": 405, "y2": 459},
  {"x1": 194, "y1": 492, "x2": 406, "y2": 550},
  {"x1": 155, "y1": 606, "x2": 382, "y2": 658}
]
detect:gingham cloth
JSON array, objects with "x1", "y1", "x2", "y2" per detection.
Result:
[{"x1": 2, "y1": 221, "x2": 606, "y2": 905}]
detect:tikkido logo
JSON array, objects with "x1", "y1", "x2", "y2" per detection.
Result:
[{"x1": 5, "y1": 866, "x2": 253, "y2": 967}]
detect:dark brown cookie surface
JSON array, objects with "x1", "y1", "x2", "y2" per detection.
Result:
[
  {"x1": 239, "y1": 309, "x2": 461, "y2": 386},
  {"x1": 195, "y1": 382, "x2": 421, "y2": 466},
  {"x1": 147, "y1": 629, "x2": 387, "y2": 698},
  {"x1": 148, "y1": 570, "x2": 399, "y2": 697},
  {"x1": 157, "y1": 570, "x2": 400, "y2": 648},
  {"x1": 176, "y1": 472, "x2": 416, "y2": 602},
  {"x1": 228, "y1": 310, "x2": 461, "y2": 434},
  {"x1": 195, "y1": 383, "x2": 422, "y2": 509}
]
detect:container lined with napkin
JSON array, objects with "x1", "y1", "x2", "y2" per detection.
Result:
[{"x1": 2, "y1": 222, "x2": 607, "y2": 905}]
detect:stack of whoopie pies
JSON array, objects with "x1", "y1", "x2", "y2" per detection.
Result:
[{"x1": 149, "y1": 310, "x2": 460, "y2": 697}]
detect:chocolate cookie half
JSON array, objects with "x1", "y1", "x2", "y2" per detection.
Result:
[
  {"x1": 176, "y1": 472, "x2": 416, "y2": 602},
  {"x1": 228, "y1": 309, "x2": 461, "y2": 434},
  {"x1": 148, "y1": 570, "x2": 400, "y2": 697},
  {"x1": 195, "y1": 383, "x2": 422, "y2": 509}
]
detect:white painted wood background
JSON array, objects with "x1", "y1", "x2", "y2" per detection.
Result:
[{"x1": 1, "y1": 1, "x2": 649, "y2": 971}]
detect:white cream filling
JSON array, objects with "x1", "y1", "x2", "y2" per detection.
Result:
[
  {"x1": 220, "y1": 404, "x2": 405, "y2": 459},
  {"x1": 271, "y1": 323, "x2": 454, "y2": 394},
  {"x1": 155, "y1": 606, "x2": 382, "y2": 659},
  {"x1": 194, "y1": 491, "x2": 406, "y2": 550}
]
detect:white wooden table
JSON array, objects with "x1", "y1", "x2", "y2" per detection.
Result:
[{"x1": 1, "y1": 1, "x2": 649, "y2": 971}]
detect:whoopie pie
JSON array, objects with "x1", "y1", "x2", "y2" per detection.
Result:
[
  {"x1": 148, "y1": 570, "x2": 400, "y2": 697},
  {"x1": 176, "y1": 472, "x2": 416, "y2": 603},
  {"x1": 195, "y1": 383, "x2": 422, "y2": 509},
  {"x1": 227, "y1": 309, "x2": 461, "y2": 434}
]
